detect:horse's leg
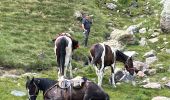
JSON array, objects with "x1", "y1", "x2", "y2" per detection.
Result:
[
  {"x1": 69, "y1": 58, "x2": 73, "y2": 78},
  {"x1": 111, "y1": 63, "x2": 116, "y2": 87},
  {"x1": 98, "y1": 51, "x2": 105, "y2": 86}
]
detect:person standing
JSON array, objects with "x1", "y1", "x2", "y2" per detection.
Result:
[{"x1": 82, "y1": 14, "x2": 92, "y2": 47}]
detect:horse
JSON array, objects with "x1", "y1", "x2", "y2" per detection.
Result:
[
  {"x1": 26, "y1": 76, "x2": 109, "y2": 100},
  {"x1": 53, "y1": 33, "x2": 79, "y2": 78},
  {"x1": 89, "y1": 43, "x2": 135, "y2": 87}
]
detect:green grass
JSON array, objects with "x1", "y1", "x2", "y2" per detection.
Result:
[{"x1": 1, "y1": 0, "x2": 170, "y2": 99}]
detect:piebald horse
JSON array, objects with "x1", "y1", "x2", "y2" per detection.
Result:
[
  {"x1": 53, "y1": 33, "x2": 79, "y2": 78},
  {"x1": 89, "y1": 43, "x2": 135, "y2": 87}
]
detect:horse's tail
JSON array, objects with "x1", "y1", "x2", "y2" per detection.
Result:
[
  {"x1": 92, "y1": 44, "x2": 104, "y2": 64},
  {"x1": 57, "y1": 37, "x2": 68, "y2": 76}
]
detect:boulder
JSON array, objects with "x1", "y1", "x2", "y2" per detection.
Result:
[
  {"x1": 152, "y1": 96, "x2": 170, "y2": 100},
  {"x1": 145, "y1": 56, "x2": 158, "y2": 65},
  {"x1": 165, "y1": 81, "x2": 170, "y2": 89},
  {"x1": 74, "y1": 11, "x2": 82, "y2": 20},
  {"x1": 106, "y1": 3, "x2": 117, "y2": 10},
  {"x1": 145, "y1": 69, "x2": 157, "y2": 76},
  {"x1": 148, "y1": 38, "x2": 159, "y2": 43},
  {"x1": 143, "y1": 50, "x2": 156, "y2": 58},
  {"x1": 103, "y1": 28, "x2": 136, "y2": 49},
  {"x1": 139, "y1": 37, "x2": 147, "y2": 46},
  {"x1": 160, "y1": 0, "x2": 170, "y2": 33},
  {"x1": 11, "y1": 90, "x2": 26, "y2": 97},
  {"x1": 133, "y1": 61, "x2": 149, "y2": 72},
  {"x1": 139, "y1": 28, "x2": 147, "y2": 34},
  {"x1": 142, "y1": 82, "x2": 161, "y2": 89},
  {"x1": 123, "y1": 51, "x2": 138, "y2": 57}
]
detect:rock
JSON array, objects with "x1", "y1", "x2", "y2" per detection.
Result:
[
  {"x1": 22, "y1": 72, "x2": 39, "y2": 77},
  {"x1": 103, "y1": 28, "x2": 136, "y2": 50},
  {"x1": 113, "y1": 70, "x2": 134, "y2": 83},
  {"x1": 126, "y1": 25, "x2": 139, "y2": 34},
  {"x1": 143, "y1": 50, "x2": 156, "y2": 58},
  {"x1": 11, "y1": 90, "x2": 26, "y2": 97},
  {"x1": 160, "y1": 0, "x2": 170, "y2": 33},
  {"x1": 145, "y1": 56, "x2": 158, "y2": 65},
  {"x1": 148, "y1": 38, "x2": 159, "y2": 43},
  {"x1": 142, "y1": 82, "x2": 161, "y2": 89},
  {"x1": 106, "y1": 3, "x2": 117, "y2": 10},
  {"x1": 74, "y1": 11, "x2": 82, "y2": 20},
  {"x1": 152, "y1": 96, "x2": 170, "y2": 100},
  {"x1": 161, "y1": 77, "x2": 167, "y2": 81},
  {"x1": 146, "y1": 69, "x2": 157, "y2": 76},
  {"x1": 133, "y1": 61, "x2": 149, "y2": 72},
  {"x1": 136, "y1": 71, "x2": 145, "y2": 77},
  {"x1": 142, "y1": 78, "x2": 150, "y2": 84},
  {"x1": 1, "y1": 74, "x2": 20, "y2": 79},
  {"x1": 123, "y1": 51, "x2": 138, "y2": 57},
  {"x1": 139, "y1": 37, "x2": 147, "y2": 46},
  {"x1": 165, "y1": 49, "x2": 170, "y2": 54},
  {"x1": 139, "y1": 28, "x2": 147, "y2": 34},
  {"x1": 151, "y1": 32, "x2": 160, "y2": 38},
  {"x1": 165, "y1": 81, "x2": 170, "y2": 89}
]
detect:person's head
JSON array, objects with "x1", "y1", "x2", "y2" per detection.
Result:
[{"x1": 85, "y1": 14, "x2": 90, "y2": 19}]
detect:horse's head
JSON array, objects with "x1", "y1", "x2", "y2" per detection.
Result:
[
  {"x1": 125, "y1": 57, "x2": 135, "y2": 76},
  {"x1": 26, "y1": 76, "x2": 39, "y2": 100},
  {"x1": 72, "y1": 39, "x2": 79, "y2": 50}
]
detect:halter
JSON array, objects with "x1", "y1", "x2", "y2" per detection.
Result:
[
  {"x1": 28, "y1": 82, "x2": 39, "y2": 99},
  {"x1": 125, "y1": 57, "x2": 135, "y2": 72}
]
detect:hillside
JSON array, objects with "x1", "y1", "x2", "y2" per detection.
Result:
[{"x1": 0, "y1": 0, "x2": 170, "y2": 100}]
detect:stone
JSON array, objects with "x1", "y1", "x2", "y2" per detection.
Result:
[
  {"x1": 142, "y1": 82, "x2": 161, "y2": 89},
  {"x1": 139, "y1": 28, "x2": 147, "y2": 34},
  {"x1": 106, "y1": 3, "x2": 117, "y2": 10},
  {"x1": 126, "y1": 25, "x2": 139, "y2": 34},
  {"x1": 160, "y1": 0, "x2": 170, "y2": 33},
  {"x1": 148, "y1": 38, "x2": 159, "y2": 43},
  {"x1": 165, "y1": 81, "x2": 170, "y2": 89},
  {"x1": 152, "y1": 96, "x2": 170, "y2": 100},
  {"x1": 139, "y1": 37, "x2": 147, "y2": 46},
  {"x1": 123, "y1": 51, "x2": 138, "y2": 57},
  {"x1": 151, "y1": 32, "x2": 160, "y2": 38},
  {"x1": 136, "y1": 71, "x2": 145, "y2": 77},
  {"x1": 147, "y1": 69, "x2": 157, "y2": 76},
  {"x1": 74, "y1": 11, "x2": 82, "y2": 20},
  {"x1": 145, "y1": 56, "x2": 158, "y2": 65},
  {"x1": 133, "y1": 61, "x2": 149, "y2": 72},
  {"x1": 143, "y1": 50, "x2": 156, "y2": 58},
  {"x1": 103, "y1": 28, "x2": 136, "y2": 50},
  {"x1": 161, "y1": 77, "x2": 167, "y2": 81},
  {"x1": 11, "y1": 90, "x2": 26, "y2": 97},
  {"x1": 166, "y1": 49, "x2": 170, "y2": 54}
]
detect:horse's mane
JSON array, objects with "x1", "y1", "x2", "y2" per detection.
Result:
[
  {"x1": 35, "y1": 78, "x2": 57, "y2": 91},
  {"x1": 52, "y1": 32, "x2": 72, "y2": 42},
  {"x1": 116, "y1": 50, "x2": 129, "y2": 63}
]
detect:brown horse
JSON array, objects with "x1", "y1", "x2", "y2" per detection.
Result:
[
  {"x1": 89, "y1": 43, "x2": 135, "y2": 87},
  {"x1": 26, "y1": 76, "x2": 109, "y2": 100},
  {"x1": 53, "y1": 33, "x2": 79, "y2": 78}
]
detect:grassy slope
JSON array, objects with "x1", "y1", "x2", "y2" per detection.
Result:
[{"x1": 0, "y1": 0, "x2": 170, "y2": 99}]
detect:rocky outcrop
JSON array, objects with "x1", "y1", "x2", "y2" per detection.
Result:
[{"x1": 103, "y1": 28, "x2": 136, "y2": 50}]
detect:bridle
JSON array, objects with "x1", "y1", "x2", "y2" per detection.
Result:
[
  {"x1": 125, "y1": 57, "x2": 135, "y2": 72},
  {"x1": 28, "y1": 82, "x2": 39, "y2": 100}
]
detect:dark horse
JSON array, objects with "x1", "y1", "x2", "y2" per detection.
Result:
[
  {"x1": 89, "y1": 43, "x2": 135, "y2": 87},
  {"x1": 26, "y1": 76, "x2": 109, "y2": 100},
  {"x1": 53, "y1": 33, "x2": 79, "y2": 78}
]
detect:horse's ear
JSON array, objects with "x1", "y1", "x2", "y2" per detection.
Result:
[
  {"x1": 30, "y1": 77, "x2": 34, "y2": 83},
  {"x1": 52, "y1": 39, "x2": 56, "y2": 42},
  {"x1": 27, "y1": 76, "x2": 30, "y2": 81}
]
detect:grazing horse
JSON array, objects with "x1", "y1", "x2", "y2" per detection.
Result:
[
  {"x1": 26, "y1": 76, "x2": 109, "y2": 100},
  {"x1": 89, "y1": 43, "x2": 135, "y2": 87},
  {"x1": 53, "y1": 33, "x2": 79, "y2": 78}
]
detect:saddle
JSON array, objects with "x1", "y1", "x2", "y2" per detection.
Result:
[{"x1": 58, "y1": 76, "x2": 86, "y2": 89}]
